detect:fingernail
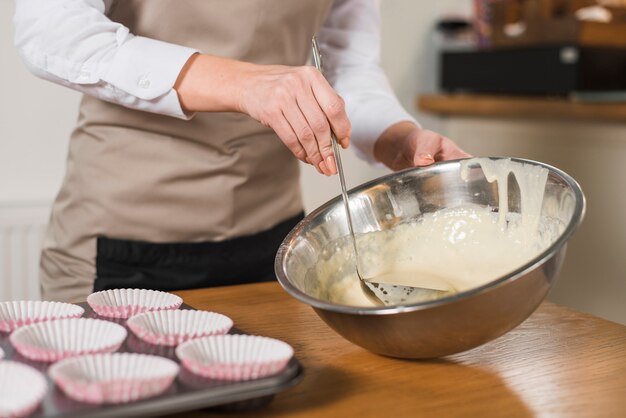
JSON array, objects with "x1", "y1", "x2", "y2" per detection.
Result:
[
  {"x1": 326, "y1": 155, "x2": 337, "y2": 175},
  {"x1": 318, "y1": 161, "x2": 330, "y2": 176},
  {"x1": 416, "y1": 153, "x2": 435, "y2": 166}
]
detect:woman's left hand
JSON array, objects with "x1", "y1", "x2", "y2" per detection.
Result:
[{"x1": 374, "y1": 121, "x2": 470, "y2": 171}]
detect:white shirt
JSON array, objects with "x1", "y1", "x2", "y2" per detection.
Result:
[{"x1": 13, "y1": 0, "x2": 416, "y2": 162}]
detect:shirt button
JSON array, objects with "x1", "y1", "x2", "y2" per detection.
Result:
[
  {"x1": 78, "y1": 69, "x2": 90, "y2": 79},
  {"x1": 138, "y1": 77, "x2": 151, "y2": 89}
]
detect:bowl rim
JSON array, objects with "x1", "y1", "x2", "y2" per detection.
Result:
[{"x1": 274, "y1": 157, "x2": 586, "y2": 315}]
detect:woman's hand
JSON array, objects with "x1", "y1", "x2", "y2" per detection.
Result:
[
  {"x1": 175, "y1": 54, "x2": 351, "y2": 175},
  {"x1": 374, "y1": 122, "x2": 470, "y2": 171}
]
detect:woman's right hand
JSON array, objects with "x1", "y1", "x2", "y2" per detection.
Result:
[{"x1": 175, "y1": 54, "x2": 351, "y2": 175}]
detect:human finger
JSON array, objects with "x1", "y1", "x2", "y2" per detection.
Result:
[
  {"x1": 411, "y1": 130, "x2": 442, "y2": 167},
  {"x1": 270, "y1": 113, "x2": 309, "y2": 163},
  {"x1": 308, "y1": 69, "x2": 351, "y2": 148},
  {"x1": 282, "y1": 99, "x2": 331, "y2": 175},
  {"x1": 412, "y1": 131, "x2": 471, "y2": 166},
  {"x1": 438, "y1": 136, "x2": 472, "y2": 160},
  {"x1": 296, "y1": 92, "x2": 336, "y2": 175}
]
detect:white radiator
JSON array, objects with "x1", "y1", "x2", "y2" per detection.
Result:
[{"x1": 0, "y1": 202, "x2": 50, "y2": 301}]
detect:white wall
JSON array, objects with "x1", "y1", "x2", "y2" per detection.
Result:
[{"x1": 0, "y1": 0, "x2": 80, "y2": 204}]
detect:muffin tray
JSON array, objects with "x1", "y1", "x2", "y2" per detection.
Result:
[{"x1": 0, "y1": 303, "x2": 303, "y2": 418}]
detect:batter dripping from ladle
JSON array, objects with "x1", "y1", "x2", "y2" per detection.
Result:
[{"x1": 311, "y1": 158, "x2": 564, "y2": 307}]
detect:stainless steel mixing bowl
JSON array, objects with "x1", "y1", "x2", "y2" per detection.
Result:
[{"x1": 275, "y1": 157, "x2": 585, "y2": 359}]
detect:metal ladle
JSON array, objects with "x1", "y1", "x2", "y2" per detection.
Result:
[{"x1": 311, "y1": 36, "x2": 453, "y2": 306}]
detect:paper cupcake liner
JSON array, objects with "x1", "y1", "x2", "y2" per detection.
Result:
[
  {"x1": 10, "y1": 318, "x2": 127, "y2": 363},
  {"x1": 0, "y1": 301, "x2": 84, "y2": 333},
  {"x1": 0, "y1": 361, "x2": 47, "y2": 418},
  {"x1": 176, "y1": 334, "x2": 294, "y2": 381},
  {"x1": 49, "y1": 353, "x2": 179, "y2": 404},
  {"x1": 87, "y1": 289, "x2": 183, "y2": 319},
  {"x1": 127, "y1": 310, "x2": 233, "y2": 346}
]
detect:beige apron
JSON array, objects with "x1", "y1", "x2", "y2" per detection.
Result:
[{"x1": 41, "y1": 0, "x2": 333, "y2": 302}]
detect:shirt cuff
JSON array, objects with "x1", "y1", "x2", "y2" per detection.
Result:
[{"x1": 101, "y1": 35, "x2": 198, "y2": 119}]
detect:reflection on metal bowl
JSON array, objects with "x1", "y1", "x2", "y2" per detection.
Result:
[{"x1": 275, "y1": 157, "x2": 585, "y2": 359}]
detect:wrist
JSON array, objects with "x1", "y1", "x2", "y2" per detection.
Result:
[{"x1": 174, "y1": 53, "x2": 252, "y2": 113}]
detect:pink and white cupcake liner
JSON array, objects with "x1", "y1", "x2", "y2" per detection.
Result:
[
  {"x1": 10, "y1": 318, "x2": 127, "y2": 362},
  {"x1": 127, "y1": 310, "x2": 233, "y2": 346},
  {"x1": 49, "y1": 353, "x2": 179, "y2": 404},
  {"x1": 0, "y1": 361, "x2": 47, "y2": 418},
  {"x1": 87, "y1": 289, "x2": 183, "y2": 319},
  {"x1": 0, "y1": 301, "x2": 84, "y2": 333},
  {"x1": 176, "y1": 334, "x2": 294, "y2": 381}
]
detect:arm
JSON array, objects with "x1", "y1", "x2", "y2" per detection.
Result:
[
  {"x1": 318, "y1": 0, "x2": 469, "y2": 170},
  {"x1": 14, "y1": 0, "x2": 198, "y2": 119},
  {"x1": 15, "y1": 0, "x2": 350, "y2": 176},
  {"x1": 173, "y1": 54, "x2": 351, "y2": 176}
]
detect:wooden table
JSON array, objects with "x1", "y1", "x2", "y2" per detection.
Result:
[{"x1": 171, "y1": 282, "x2": 626, "y2": 418}]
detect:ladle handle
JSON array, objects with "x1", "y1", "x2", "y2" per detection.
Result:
[{"x1": 311, "y1": 36, "x2": 362, "y2": 271}]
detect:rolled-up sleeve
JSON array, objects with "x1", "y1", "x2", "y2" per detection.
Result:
[
  {"x1": 319, "y1": 0, "x2": 418, "y2": 163},
  {"x1": 14, "y1": 0, "x2": 199, "y2": 119}
]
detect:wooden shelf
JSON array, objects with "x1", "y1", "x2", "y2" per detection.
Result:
[{"x1": 417, "y1": 94, "x2": 626, "y2": 122}]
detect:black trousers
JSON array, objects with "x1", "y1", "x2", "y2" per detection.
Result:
[{"x1": 93, "y1": 213, "x2": 303, "y2": 292}]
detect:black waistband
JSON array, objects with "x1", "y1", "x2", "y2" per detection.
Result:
[{"x1": 94, "y1": 212, "x2": 304, "y2": 292}]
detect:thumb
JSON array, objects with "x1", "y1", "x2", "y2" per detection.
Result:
[
  {"x1": 411, "y1": 131, "x2": 442, "y2": 166},
  {"x1": 413, "y1": 153, "x2": 435, "y2": 166}
]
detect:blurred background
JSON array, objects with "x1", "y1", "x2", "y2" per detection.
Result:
[{"x1": 1, "y1": 0, "x2": 624, "y2": 324}]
